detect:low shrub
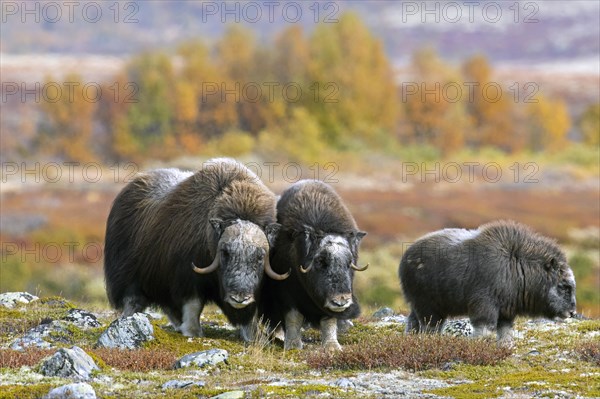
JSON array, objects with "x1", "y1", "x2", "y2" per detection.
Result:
[
  {"x1": 0, "y1": 349, "x2": 55, "y2": 368},
  {"x1": 91, "y1": 348, "x2": 177, "y2": 371},
  {"x1": 306, "y1": 333, "x2": 512, "y2": 371}
]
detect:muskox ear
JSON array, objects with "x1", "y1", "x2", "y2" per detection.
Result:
[
  {"x1": 210, "y1": 218, "x2": 225, "y2": 237},
  {"x1": 347, "y1": 231, "x2": 366, "y2": 254},
  {"x1": 545, "y1": 257, "x2": 559, "y2": 271},
  {"x1": 302, "y1": 225, "x2": 316, "y2": 256},
  {"x1": 265, "y1": 223, "x2": 281, "y2": 247}
]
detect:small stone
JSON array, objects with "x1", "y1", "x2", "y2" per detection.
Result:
[
  {"x1": 443, "y1": 319, "x2": 473, "y2": 337},
  {"x1": 175, "y1": 349, "x2": 228, "y2": 369},
  {"x1": 162, "y1": 380, "x2": 206, "y2": 389},
  {"x1": 0, "y1": 292, "x2": 38, "y2": 308},
  {"x1": 45, "y1": 382, "x2": 96, "y2": 399},
  {"x1": 64, "y1": 309, "x2": 101, "y2": 329},
  {"x1": 40, "y1": 346, "x2": 99, "y2": 380},
  {"x1": 528, "y1": 350, "x2": 541, "y2": 356},
  {"x1": 209, "y1": 391, "x2": 245, "y2": 399},
  {"x1": 333, "y1": 378, "x2": 355, "y2": 389},
  {"x1": 372, "y1": 307, "x2": 394, "y2": 319},
  {"x1": 96, "y1": 313, "x2": 153, "y2": 349}
]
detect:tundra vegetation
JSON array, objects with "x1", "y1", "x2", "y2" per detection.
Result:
[{"x1": 0, "y1": 295, "x2": 599, "y2": 398}]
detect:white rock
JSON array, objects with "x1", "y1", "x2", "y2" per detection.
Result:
[
  {"x1": 0, "y1": 292, "x2": 38, "y2": 308},
  {"x1": 45, "y1": 382, "x2": 96, "y2": 399},
  {"x1": 162, "y1": 380, "x2": 206, "y2": 389},
  {"x1": 175, "y1": 349, "x2": 228, "y2": 369}
]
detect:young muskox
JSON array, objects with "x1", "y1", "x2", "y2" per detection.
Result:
[
  {"x1": 104, "y1": 158, "x2": 288, "y2": 339},
  {"x1": 260, "y1": 180, "x2": 368, "y2": 350},
  {"x1": 399, "y1": 220, "x2": 577, "y2": 344}
]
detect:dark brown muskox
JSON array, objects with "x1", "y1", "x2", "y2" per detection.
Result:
[
  {"x1": 260, "y1": 180, "x2": 368, "y2": 350},
  {"x1": 104, "y1": 158, "x2": 288, "y2": 340},
  {"x1": 399, "y1": 220, "x2": 577, "y2": 344}
]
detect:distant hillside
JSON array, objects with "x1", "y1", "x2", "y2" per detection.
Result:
[{"x1": 1, "y1": 0, "x2": 599, "y2": 67}]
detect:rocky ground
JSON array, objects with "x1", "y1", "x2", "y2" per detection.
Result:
[{"x1": 0, "y1": 292, "x2": 599, "y2": 399}]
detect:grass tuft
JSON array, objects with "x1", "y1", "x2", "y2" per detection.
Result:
[{"x1": 306, "y1": 333, "x2": 512, "y2": 371}]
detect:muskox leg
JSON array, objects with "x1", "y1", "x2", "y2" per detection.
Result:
[
  {"x1": 415, "y1": 311, "x2": 445, "y2": 333},
  {"x1": 162, "y1": 306, "x2": 183, "y2": 331},
  {"x1": 122, "y1": 285, "x2": 148, "y2": 317},
  {"x1": 496, "y1": 318, "x2": 515, "y2": 347},
  {"x1": 320, "y1": 317, "x2": 342, "y2": 351},
  {"x1": 405, "y1": 311, "x2": 420, "y2": 334},
  {"x1": 239, "y1": 314, "x2": 258, "y2": 343},
  {"x1": 180, "y1": 297, "x2": 204, "y2": 337},
  {"x1": 284, "y1": 309, "x2": 304, "y2": 350}
]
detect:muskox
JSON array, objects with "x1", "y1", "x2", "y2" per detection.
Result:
[
  {"x1": 104, "y1": 158, "x2": 288, "y2": 340},
  {"x1": 399, "y1": 220, "x2": 577, "y2": 344},
  {"x1": 260, "y1": 180, "x2": 368, "y2": 350}
]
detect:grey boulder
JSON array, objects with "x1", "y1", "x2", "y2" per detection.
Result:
[
  {"x1": 40, "y1": 346, "x2": 99, "y2": 380},
  {"x1": 96, "y1": 313, "x2": 153, "y2": 349}
]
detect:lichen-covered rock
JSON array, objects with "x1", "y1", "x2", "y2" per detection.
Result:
[
  {"x1": 372, "y1": 307, "x2": 395, "y2": 319},
  {"x1": 45, "y1": 382, "x2": 96, "y2": 399},
  {"x1": 10, "y1": 320, "x2": 71, "y2": 350},
  {"x1": 64, "y1": 309, "x2": 101, "y2": 329},
  {"x1": 162, "y1": 380, "x2": 206, "y2": 389},
  {"x1": 40, "y1": 346, "x2": 99, "y2": 380},
  {"x1": 0, "y1": 292, "x2": 38, "y2": 308},
  {"x1": 96, "y1": 313, "x2": 153, "y2": 349},
  {"x1": 175, "y1": 349, "x2": 228, "y2": 369},
  {"x1": 443, "y1": 319, "x2": 473, "y2": 337}
]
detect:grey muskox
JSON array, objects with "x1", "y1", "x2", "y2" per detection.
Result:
[
  {"x1": 260, "y1": 180, "x2": 368, "y2": 350},
  {"x1": 104, "y1": 158, "x2": 289, "y2": 339},
  {"x1": 399, "y1": 220, "x2": 577, "y2": 343}
]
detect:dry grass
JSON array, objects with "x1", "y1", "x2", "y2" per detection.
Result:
[
  {"x1": 576, "y1": 339, "x2": 600, "y2": 366},
  {"x1": 91, "y1": 348, "x2": 177, "y2": 371},
  {"x1": 306, "y1": 333, "x2": 512, "y2": 371},
  {"x1": 0, "y1": 348, "x2": 56, "y2": 368}
]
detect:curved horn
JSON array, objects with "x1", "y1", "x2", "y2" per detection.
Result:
[
  {"x1": 351, "y1": 262, "x2": 369, "y2": 272},
  {"x1": 192, "y1": 252, "x2": 220, "y2": 274},
  {"x1": 299, "y1": 263, "x2": 313, "y2": 273},
  {"x1": 264, "y1": 254, "x2": 290, "y2": 281}
]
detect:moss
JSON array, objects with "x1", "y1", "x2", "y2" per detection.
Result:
[
  {"x1": 427, "y1": 365, "x2": 600, "y2": 399},
  {"x1": 250, "y1": 384, "x2": 356, "y2": 399},
  {"x1": 0, "y1": 383, "x2": 53, "y2": 399},
  {"x1": 577, "y1": 319, "x2": 600, "y2": 333},
  {"x1": 37, "y1": 296, "x2": 75, "y2": 309}
]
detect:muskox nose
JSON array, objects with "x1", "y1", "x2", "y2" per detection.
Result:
[
  {"x1": 325, "y1": 293, "x2": 353, "y2": 312},
  {"x1": 228, "y1": 294, "x2": 255, "y2": 309}
]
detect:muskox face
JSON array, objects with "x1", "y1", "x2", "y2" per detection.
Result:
[
  {"x1": 544, "y1": 257, "x2": 577, "y2": 319},
  {"x1": 297, "y1": 228, "x2": 367, "y2": 313},
  {"x1": 193, "y1": 219, "x2": 284, "y2": 309}
]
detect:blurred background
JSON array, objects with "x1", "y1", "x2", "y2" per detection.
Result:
[{"x1": 1, "y1": 1, "x2": 598, "y2": 316}]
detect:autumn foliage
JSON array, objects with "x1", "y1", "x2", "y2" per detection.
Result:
[{"x1": 33, "y1": 12, "x2": 589, "y2": 164}]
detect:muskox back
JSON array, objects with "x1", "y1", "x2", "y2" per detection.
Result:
[
  {"x1": 261, "y1": 180, "x2": 367, "y2": 350},
  {"x1": 104, "y1": 158, "x2": 278, "y2": 337},
  {"x1": 399, "y1": 220, "x2": 577, "y2": 343}
]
